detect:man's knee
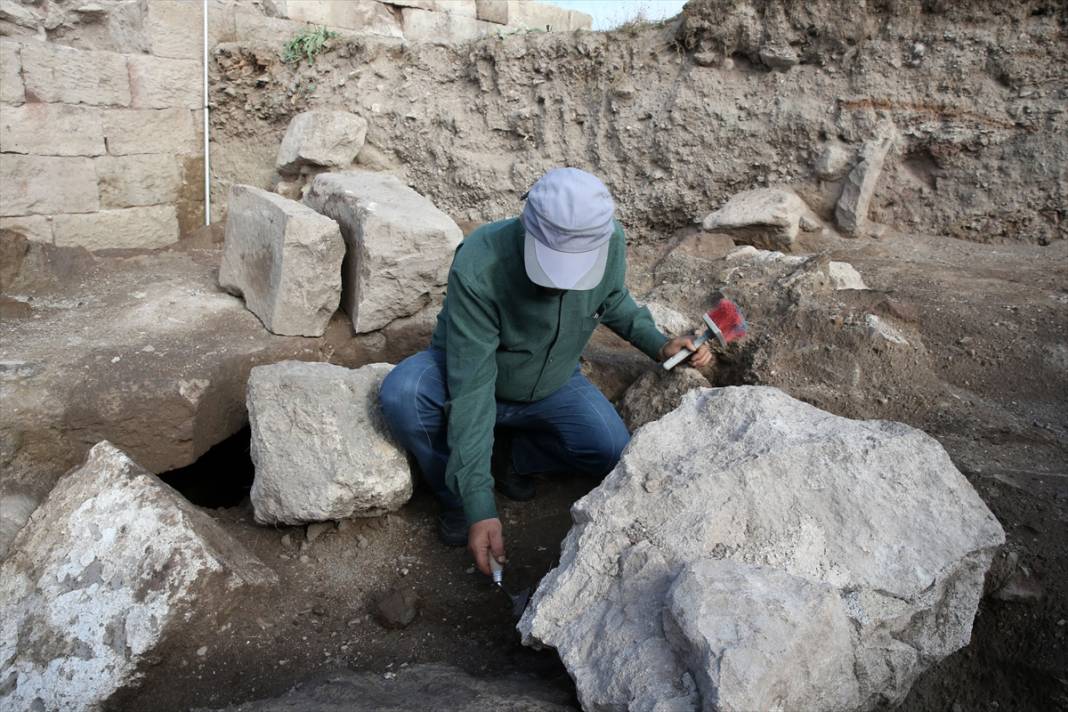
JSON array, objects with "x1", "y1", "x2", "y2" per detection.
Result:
[
  {"x1": 582, "y1": 418, "x2": 630, "y2": 476},
  {"x1": 379, "y1": 353, "x2": 444, "y2": 439}
]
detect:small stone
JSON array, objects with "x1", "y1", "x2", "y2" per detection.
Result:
[
  {"x1": 196, "y1": 646, "x2": 208, "y2": 657},
  {"x1": 306, "y1": 521, "x2": 334, "y2": 544},
  {"x1": 357, "y1": 535, "x2": 369, "y2": 549},
  {"x1": 373, "y1": 586, "x2": 420, "y2": 630},
  {"x1": 276, "y1": 110, "x2": 369, "y2": 175},
  {"x1": 299, "y1": 555, "x2": 310, "y2": 564},
  {"x1": 280, "y1": 533, "x2": 293, "y2": 548}
]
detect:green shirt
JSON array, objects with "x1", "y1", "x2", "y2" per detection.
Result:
[{"x1": 430, "y1": 217, "x2": 668, "y2": 524}]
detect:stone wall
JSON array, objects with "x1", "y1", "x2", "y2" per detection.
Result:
[{"x1": 0, "y1": 0, "x2": 590, "y2": 250}]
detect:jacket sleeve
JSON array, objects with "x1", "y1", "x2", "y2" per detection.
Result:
[
  {"x1": 599, "y1": 237, "x2": 669, "y2": 360},
  {"x1": 443, "y1": 269, "x2": 501, "y2": 525}
]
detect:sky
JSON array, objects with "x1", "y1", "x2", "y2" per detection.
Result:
[{"x1": 550, "y1": 0, "x2": 689, "y2": 31}]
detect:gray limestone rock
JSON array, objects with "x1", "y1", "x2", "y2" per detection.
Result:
[
  {"x1": 518, "y1": 386, "x2": 1005, "y2": 711},
  {"x1": 276, "y1": 110, "x2": 369, "y2": 175},
  {"x1": 219, "y1": 184, "x2": 345, "y2": 337},
  {"x1": 644, "y1": 301, "x2": 694, "y2": 337},
  {"x1": 248, "y1": 361, "x2": 412, "y2": 525},
  {"x1": 836, "y1": 129, "x2": 897, "y2": 236},
  {"x1": 0, "y1": 442, "x2": 277, "y2": 712},
  {"x1": 701, "y1": 188, "x2": 818, "y2": 252},
  {"x1": 304, "y1": 171, "x2": 462, "y2": 334}
]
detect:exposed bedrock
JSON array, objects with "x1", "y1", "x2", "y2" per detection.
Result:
[
  {"x1": 247, "y1": 361, "x2": 412, "y2": 525},
  {"x1": 212, "y1": 0, "x2": 1067, "y2": 246},
  {"x1": 0, "y1": 442, "x2": 276, "y2": 712},
  {"x1": 518, "y1": 386, "x2": 1005, "y2": 711}
]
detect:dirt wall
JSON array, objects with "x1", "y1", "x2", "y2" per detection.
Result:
[{"x1": 211, "y1": 0, "x2": 1066, "y2": 245}]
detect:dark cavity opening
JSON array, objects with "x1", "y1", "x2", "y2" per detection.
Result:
[{"x1": 160, "y1": 427, "x2": 255, "y2": 509}]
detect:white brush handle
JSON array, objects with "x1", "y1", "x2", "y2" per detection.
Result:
[{"x1": 662, "y1": 330, "x2": 711, "y2": 370}]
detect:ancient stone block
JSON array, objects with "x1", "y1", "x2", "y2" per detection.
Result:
[
  {"x1": 837, "y1": 130, "x2": 896, "y2": 236},
  {"x1": 0, "y1": 215, "x2": 52, "y2": 244},
  {"x1": 567, "y1": 8, "x2": 592, "y2": 30},
  {"x1": 439, "y1": 0, "x2": 476, "y2": 17},
  {"x1": 218, "y1": 185, "x2": 344, "y2": 337},
  {"x1": 275, "y1": 110, "x2": 369, "y2": 174},
  {"x1": 701, "y1": 187, "x2": 818, "y2": 252},
  {"x1": 285, "y1": 0, "x2": 402, "y2": 36},
  {"x1": 304, "y1": 171, "x2": 463, "y2": 333},
  {"x1": 402, "y1": 6, "x2": 483, "y2": 44},
  {"x1": 0, "y1": 103, "x2": 105, "y2": 157},
  {"x1": 0, "y1": 442, "x2": 277, "y2": 712},
  {"x1": 0, "y1": 155, "x2": 99, "y2": 216},
  {"x1": 248, "y1": 361, "x2": 412, "y2": 525},
  {"x1": 127, "y1": 54, "x2": 201, "y2": 109},
  {"x1": 0, "y1": 40, "x2": 23, "y2": 104},
  {"x1": 508, "y1": 0, "x2": 570, "y2": 31},
  {"x1": 475, "y1": 0, "x2": 508, "y2": 24},
  {"x1": 644, "y1": 300, "x2": 693, "y2": 336},
  {"x1": 519, "y1": 387, "x2": 1005, "y2": 711},
  {"x1": 102, "y1": 107, "x2": 198, "y2": 156},
  {"x1": 96, "y1": 154, "x2": 183, "y2": 209},
  {"x1": 143, "y1": 0, "x2": 237, "y2": 59},
  {"x1": 20, "y1": 42, "x2": 131, "y2": 107},
  {"x1": 53, "y1": 205, "x2": 179, "y2": 250}
]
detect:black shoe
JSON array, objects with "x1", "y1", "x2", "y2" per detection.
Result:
[
  {"x1": 496, "y1": 466, "x2": 536, "y2": 502},
  {"x1": 437, "y1": 508, "x2": 468, "y2": 547}
]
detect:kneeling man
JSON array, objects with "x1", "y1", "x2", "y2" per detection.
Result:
[{"x1": 379, "y1": 168, "x2": 709, "y2": 574}]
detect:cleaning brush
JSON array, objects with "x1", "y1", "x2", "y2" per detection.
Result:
[{"x1": 662, "y1": 295, "x2": 748, "y2": 370}]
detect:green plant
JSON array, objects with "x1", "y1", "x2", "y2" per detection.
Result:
[{"x1": 283, "y1": 26, "x2": 338, "y2": 65}]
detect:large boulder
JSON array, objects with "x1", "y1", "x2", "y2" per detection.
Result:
[
  {"x1": 275, "y1": 110, "x2": 369, "y2": 175},
  {"x1": 701, "y1": 188, "x2": 820, "y2": 252},
  {"x1": 219, "y1": 185, "x2": 345, "y2": 337},
  {"x1": 518, "y1": 386, "x2": 1005, "y2": 711},
  {"x1": 836, "y1": 129, "x2": 896, "y2": 237},
  {"x1": 0, "y1": 442, "x2": 277, "y2": 712},
  {"x1": 304, "y1": 171, "x2": 462, "y2": 334},
  {"x1": 248, "y1": 361, "x2": 412, "y2": 525}
]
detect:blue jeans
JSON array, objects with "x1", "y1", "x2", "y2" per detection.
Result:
[{"x1": 379, "y1": 348, "x2": 631, "y2": 512}]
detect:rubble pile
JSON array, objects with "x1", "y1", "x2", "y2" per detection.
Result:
[{"x1": 519, "y1": 387, "x2": 1006, "y2": 711}]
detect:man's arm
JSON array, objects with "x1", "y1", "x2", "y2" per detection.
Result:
[{"x1": 442, "y1": 269, "x2": 504, "y2": 574}]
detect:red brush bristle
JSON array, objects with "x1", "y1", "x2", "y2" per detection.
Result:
[{"x1": 707, "y1": 299, "x2": 748, "y2": 343}]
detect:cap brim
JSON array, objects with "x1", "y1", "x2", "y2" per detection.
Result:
[{"x1": 524, "y1": 233, "x2": 609, "y2": 290}]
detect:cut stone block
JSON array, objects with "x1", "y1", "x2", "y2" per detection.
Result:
[
  {"x1": 248, "y1": 361, "x2": 413, "y2": 525},
  {"x1": 127, "y1": 54, "x2": 201, "y2": 109},
  {"x1": 304, "y1": 171, "x2": 462, "y2": 333},
  {"x1": 837, "y1": 130, "x2": 897, "y2": 236},
  {"x1": 97, "y1": 154, "x2": 183, "y2": 208},
  {"x1": 143, "y1": 0, "x2": 237, "y2": 59},
  {"x1": 0, "y1": 441, "x2": 277, "y2": 712},
  {"x1": 701, "y1": 187, "x2": 817, "y2": 252},
  {"x1": 0, "y1": 215, "x2": 53, "y2": 244},
  {"x1": 102, "y1": 107, "x2": 198, "y2": 156},
  {"x1": 20, "y1": 42, "x2": 130, "y2": 107},
  {"x1": 0, "y1": 40, "x2": 23, "y2": 104},
  {"x1": 401, "y1": 6, "x2": 484, "y2": 44},
  {"x1": 0, "y1": 103, "x2": 105, "y2": 157},
  {"x1": 218, "y1": 185, "x2": 344, "y2": 337},
  {"x1": 509, "y1": 0, "x2": 571, "y2": 31},
  {"x1": 0, "y1": 155, "x2": 99, "y2": 217},
  {"x1": 285, "y1": 0, "x2": 402, "y2": 36},
  {"x1": 519, "y1": 386, "x2": 1005, "y2": 711},
  {"x1": 53, "y1": 206, "x2": 179, "y2": 250},
  {"x1": 275, "y1": 110, "x2": 369, "y2": 175},
  {"x1": 475, "y1": 0, "x2": 508, "y2": 24}
]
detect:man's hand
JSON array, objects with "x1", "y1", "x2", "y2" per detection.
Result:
[
  {"x1": 468, "y1": 517, "x2": 505, "y2": 576},
  {"x1": 660, "y1": 335, "x2": 713, "y2": 368}
]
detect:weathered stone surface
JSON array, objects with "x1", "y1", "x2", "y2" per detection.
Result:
[
  {"x1": 475, "y1": 0, "x2": 507, "y2": 24},
  {"x1": 617, "y1": 367, "x2": 711, "y2": 431},
  {"x1": 0, "y1": 40, "x2": 24, "y2": 104},
  {"x1": 0, "y1": 215, "x2": 52, "y2": 244},
  {"x1": 836, "y1": 130, "x2": 896, "y2": 237},
  {"x1": 401, "y1": 7, "x2": 483, "y2": 44},
  {"x1": 304, "y1": 171, "x2": 462, "y2": 333},
  {"x1": 701, "y1": 187, "x2": 817, "y2": 252},
  {"x1": 127, "y1": 54, "x2": 201, "y2": 109},
  {"x1": 519, "y1": 387, "x2": 1005, "y2": 711},
  {"x1": 143, "y1": 0, "x2": 237, "y2": 59},
  {"x1": 97, "y1": 154, "x2": 183, "y2": 208},
  {"x1": 373, "y1": 585, "x2": 420, "y2": 629},
  {"x1": 0, "y1": 103, "x2": 105, "y2": 156},
  {"x1": 102, "y1": 107, "x2": 199, "y2": 156},
  {"x1": 0, "y1": 155, "x2": 99, "y2": 216},
  {"x1": 0, "y1": 493, "x2": 35, "y2": 561},
  {"x1": 644, "y1": 300, "x2": 693, "y2": 336},
  {"x1": 508, "y1": 0, "x2": 571, "y2": 31},
  {"x1": 248, "y1": 361, "x2": 412, "y2": 525},
  {"x1": 828, "y1": 260, "x2": 868, "y2": 290},
  {"x1": 0, "y1": 442, "x2": 277, "y2": 712},
  {"x1": 219, "y1": 185, "x2": 344, "y2": 336},
  {"x1": 20, "y1": 42, "x2": 130, "y2": 106},
  {"x1": 200, "y1": 663, "x2": 575, "y2": 711},
  {"x1": 286, "y1": 0, "x2": 402, "y2": 36},
  {"x1": 53, "y1": 205, "x2": 179, "y2": 250},
  {"x1": 275, "y1": 110, "x2": 369, "y2": 175},
  {"x1": 815, "y1": 142, "x2": 853, "y2": 180}
]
